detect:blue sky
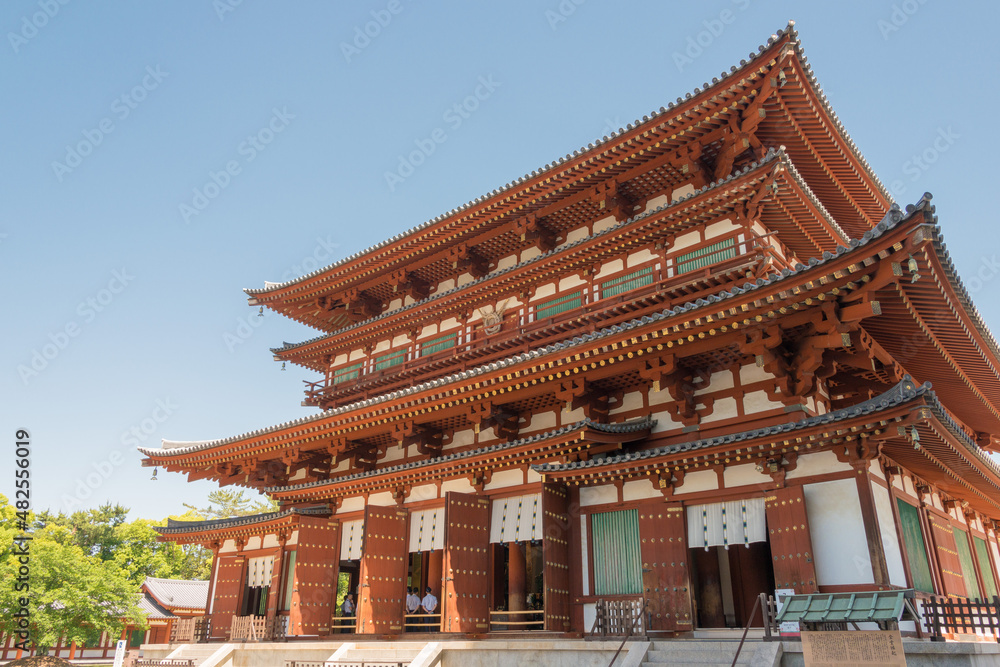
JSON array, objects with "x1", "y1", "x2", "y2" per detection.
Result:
[{"x1": 2, "y1": 1, "x2": 998, "y2": 521}]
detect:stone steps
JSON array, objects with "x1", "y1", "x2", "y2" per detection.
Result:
[{"x1": 642, "y1": 640, "x2": 758, "y2": 666}]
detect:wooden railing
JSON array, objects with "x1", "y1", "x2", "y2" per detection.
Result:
[
  {"x1": 329, "y1": 615, "x2": 356, "y2": 633},
  {"x1": 924, "y1": 595, "x2": 1000, "y2": 642},
  {"x1": 134, "y1": 661, "x2": 194, "y2": 666},
  {"x1": 229, "y1": 615, "x2": 286, "y2": 642},
  {"x1": 304, "y1": 234, "x2": 775, "y2": 409},
  {"x1": 589, "y1": 598, "x2": 646, "y2": 638},
  {"x1": 169, "y1": 617, "x2": 210, "y2": 644},
  {"x1": 488, "y1": 609, "x2": 544, "y2": 631},
  {"x1": 404, "y1": 612, "x2": 441, "y2": 631}
]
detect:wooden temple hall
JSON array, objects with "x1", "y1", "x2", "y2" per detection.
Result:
[{"x1": 143, "y1": 23, "x2": 1000, "y2": 640}]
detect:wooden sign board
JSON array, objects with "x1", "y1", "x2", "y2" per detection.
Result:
[{"x1": 802, "y1": 630, "x2": 905, "y2": 667}]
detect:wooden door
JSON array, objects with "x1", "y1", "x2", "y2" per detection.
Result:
[
  {"x1": 542, "y1": 483, "x2": 571, "y2": 632},
  {"x1": 210, "y1": 553, "x2": 244, "y2": 639},
  {"x1": 927, "y1": 512, "x2": 967, "y2": 597},
  {"x1": 357, "y1": 506, "x2": 408, "y2": 634},
  {"x1": 639, "y1": 502, "x2": 693, "y2": 632},
  {"x1": 442, "y1": 492, "x2": 491, "y2": 633},
  {"x1": 289, "y1": 516, "x2": 340, "y2": 636},
  {"x1": 764, "y1": 486, "x2": 819, "y2": 593}
]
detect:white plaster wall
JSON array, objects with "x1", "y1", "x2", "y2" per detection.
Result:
[
  {"x1": 527, "y1": 411, "x2": 557, "y2": 431},
  {"x1": 447, "y1": 428, "x2": 475, "y2": 450},
  {"x1": 440, "y1": 317, "x2": 460, "y2": 331},
  {"x1": 496, "y1": 254, "x2": 518, "y2": 271},
  {"x1": 382, "y1": 444, "x2": 405, "y2": 463},
  {"x1": 262, "y1": 534, "x2": 280, "y2": 549},
  {"x1": 671, "y1": 183, "x2": 696, "y2": 201},
  {"x1": 338, "y1": 496, "x2": 365, "y2": 514},
  {"x1": 520, "y1": 246, "x2": 542, "y2": 262},
  {"x1": 623, "y1": 479, "x2": 659, "y2": 501},
  {"x1": 869, "y1": 459, "x2": 886, "y2": 480},
  {"x1": 564, "y1": 227, "x2": 589, "y2": 245},
  {"x1": 786, "y1": 450, "x2": 852, "y2": 480},
  {"x1": 287, "y1": 529, "x2": 298, "y2": 545},
  {"x1": 373, "y1": 339, "x2": 391, "y2": 353},
  {"x1": 648, "y1": 387, "x2": 672, "y2": 406},
  {"x1": 244, "y1": 536, "x2": 262, "y2": 551},
  {"x1": 484, "y1": 469, "x2": 523, "y2": 491},
  {"x1": 392, "y1": 333, "x2": 409, "y2": 347},
  {"x1": 220, "y1": 539, "x2": 238, "y2": 553},
  {"x1": 407, "y1": 484, "x2": 439, "y2": 503},
  {"x1": 644, "y1": 194, "x2": 670, "y2": 212},
  {"x1": 333, "y1": 353, "x2": 348, "y2": 366},
  {"x1": 803, "y1": 479, "x2": 874, "y2": 586},
  {"x1": 457, "y1": 273, "x2": 475, "y2": 287},
  {"x1": 593, "y1": 216, "x2": 616, "y2": 234},
  {"x1": 673, "y1": 230, "x2": 700, "y2": 253},
  {"x1": 564, "y1": 406, "x2": 586, "y2": 423},
  {"x1": 387, "y1": 298, "x2": 403, "y2": 311},
  {"x1": 872, "y1": 481, "x2": 908, "y2": 587},
  {"x1": 559, "y1": 274, "x2": 586, "y2": 290},
  {"x1": 526, "y1": 468, "x2": 542, "y2": 484},
  {"x1": 289, "y1": 468, "x2": 307, "y2": 482},
  {"x1": 627, "y1": 248, "x2": 656, "y2": 267},
  {"x1": 675, "y1": 469, "x2": 719, "y2": 495},
  {"x1": 743, "y1": 390, "x2": 784, "y2": 415},
  {"x1": 595, "y1": 258, "x2": 624, "y2": 279},
  {"x1": 740, "y1": 364, "x2": 775, "y2": 384},
  {"x1": 532, "y1": 283, "x2": 556, "y2": 300},
  {"x1": 610, "y1": 391, "x2": 644, "y2": 415},
  {"x1": 701, "y1": 396, "x2": 738, "y2": 424},
  {"x1": 441, "y1": 478, "x2": 475, "y2": 494},
  {"x1": 580, "y1": 484, "x2": 617, "y2": 507},
  {"x1": 649, "y1": 407, "x2": 683, "y2": 433},
  {"x1": 724, "y1": 463, "x2": 772, "y2": 488},
  {"x1": 697, "y1": 369, "x2": 735, "y2": 394},
  {"x1": 705, "y1": 218, "x2": 739, "y2": 239},
  {"x1": 902, "y1": 476, "x2": 916, "y2": 496},
  {"x1": 348, "y1": 348, "x2": 366, "y2": 362},
  {"x1": 367, "y1": 491, "x2": 395, "y2": 507}
]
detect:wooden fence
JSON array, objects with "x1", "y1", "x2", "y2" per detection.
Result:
[
  {"x1": 229, "y1": 615, "x2": 287, "y2": 642},
  {"x1": 923, "y1": 596, "x2": 1000, "y2": 642},
  {"x1": 589, "y1": 598, "x2": 645, "y2": 638}
]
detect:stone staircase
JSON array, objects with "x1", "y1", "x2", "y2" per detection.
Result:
[
  {"x1": 642, "y1": 639, "x2": 770, "y2": 667},
  {"x1": 160, "y1": 642, "x2": 234, "y2": 667},
  {"x1": 329, "y1": 641, "x2": 430, "y2": 665}
]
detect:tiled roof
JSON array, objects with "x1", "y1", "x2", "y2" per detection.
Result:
[
  {"x1": 140, "y1": 195, "x2": 925, "y2": 460},
  {"x1": 138, "y1": 592, "x2": 175, "y2": 620},
  {"x1": 265, "y1": 417, "x2": 655, "y2": 495},
  {"x1": 271, "y1": 148, "x2": 847, "y2": 358},
  {"x1": 154, "y1": 506, "x2": 330, "y2": 535},
  {"x1": 533, "y1": 376, "x2": 929, "y2": 474},
  {"x1": 143, "y1": 577, "x2": 211, "y2": 611},
  {"x1": 245, "y1": 20, "x2": 888, "y2": 298}
]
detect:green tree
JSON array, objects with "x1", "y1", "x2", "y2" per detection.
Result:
[
  {"x1": 0, "y1": 496, "x2": 146, "y2": 654},
  {"x1": 182, "y1": 489, "x2": 278, "y2": 520}
]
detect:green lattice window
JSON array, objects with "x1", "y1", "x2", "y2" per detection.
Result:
[
  {"x1": 331, "y1": 362, "x2": 363, "y2": 385},
  {"x1": 896, "y1": 499, "x2": 934, "y2": 594},
  {"x1": 600, "y1": 266, "x2": 655, "y2": 299},
  {"x1": 675, "y1": 238, "x2": 737, "y2": 275},
  {"x1": 374, "y1": 348, "x2": 407, "y2": 371},
  {"x1": 420, "y1": 332, "x2": 457, "y2": 357},
  {"x1": 591, "y1": 508, "x2": 643, "y2": 596},
  {"x1": 535, "y1": 290, "x2": 582, "y2": 320},
  {"x1": 954, "y1": 527, "x2": 982, "y2": 599},
  {"x1": 974, "y1": 536, "x2": 999, "y2": 599},
  {"x1": 128, "y1": 629, "x2": 145, "y2": 647}
]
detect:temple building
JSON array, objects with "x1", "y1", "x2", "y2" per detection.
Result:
[{"x1": 143, "y1": 22, "x2": 1000, "y2": 640}]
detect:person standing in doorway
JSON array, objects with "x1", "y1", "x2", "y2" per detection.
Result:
[
  {"x1": 420, "y1": 586, "x2": 438, "y2": 632},
  {"x1": 406, "y1": 586, "x2": 421, "y2": 629}
]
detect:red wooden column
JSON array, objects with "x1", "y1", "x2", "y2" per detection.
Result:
[
  {"x1": 427, "y1": 550, "x2": 443, "y2": 597},
  {"x1": 289, "y1": 516, "x2": 340, "y2": 636},
  {"x1": 541, "y1": 483, "x2": 571, "y2": 633},
  {"x1": 639, "y1": 501, "x2": 693, "y2": 633},
  {"x1": 508, "y1": 542, "x2": 526, "y2": 612},
  {"x1": 764, "y1": 486, "x2": 819, "y2": 593},
  {"x1": 357, "y1": 506, "x2": 408, "y2": 634},
  {"x1": 442, "y1": 492, "x2": 491, "y2": 633}
]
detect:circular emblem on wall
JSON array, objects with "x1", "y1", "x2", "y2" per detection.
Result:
[{"x1": 479, "y1": 299, "x2": 509, "y2": 335}]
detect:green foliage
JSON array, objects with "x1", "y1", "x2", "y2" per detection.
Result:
[
  {"x1": 182, "y1": 489, "x2": 279, "y2": 520},
  {"x1": 0, "y1": 496, "x2": 145, "y2": 653}
]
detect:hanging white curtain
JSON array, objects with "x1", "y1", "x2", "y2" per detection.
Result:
[
  {"x1": 489, "y1": 493, "x2": 542, "y2": 543},
  {"x1": 341, "y1": 519, "x2": 364, "y2": 560},
  {"x1": 408, "y1": 507, "x2": 445, "y2": 552},
  {"x1": 246, "y1": 555, "x2": 274, "y2": 587},
  {"x1": 686, "y1": 498, "x2": 766, "y2": 550}
]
